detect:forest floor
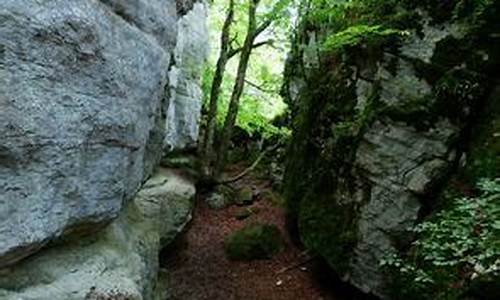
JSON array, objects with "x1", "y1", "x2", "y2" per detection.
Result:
[{"x1": 162, "y1": 163, "x2": 344, "y2": 300}]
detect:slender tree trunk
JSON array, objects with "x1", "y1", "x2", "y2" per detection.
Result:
[
  {"x1": 214, "y1": 0, "x2": 260, "y2": 177},
  {"x1": 200, "y1": 0, "x2": 235, "y2": 179}
]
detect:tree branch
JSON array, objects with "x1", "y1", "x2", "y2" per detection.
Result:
[
  {"x1": 228, "y1": 39, "x2": 274, "y2": 59},
  {"x1": 254, "y1": 18, "x2": 273, "y2": 38},
  {"x1": 217, "y1": 144, "x2": 279, "y2": 185},
  {"x1": 244, "y1": 79, "x2": 280, "y2": 94},
  {"x1": 275, "y1": 254, "x2": 316, "y2": 274}
]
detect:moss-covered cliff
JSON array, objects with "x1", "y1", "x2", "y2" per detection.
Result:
[{"x1": 282, "y1": 1, "x2": 499, "y2": 298}]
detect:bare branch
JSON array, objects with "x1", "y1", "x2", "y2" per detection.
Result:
[
  {"x1": 228, "y1": 39, "x2": 274, "y2": 59},
  {"x1": 254, "y1": 18, "x2": 273, "y2": 38},
  {"x1": 244, "y1": 79, "x2": 280, "y2": 94},
  {"x1": 217, "y1": 144, "x2": 279, "y2": 185}
]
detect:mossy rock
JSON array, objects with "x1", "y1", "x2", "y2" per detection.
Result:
[
  {"x1": 234, "y1": 207, "x2": 259, "y2": 220},
  {"x1": 224, "y1": 223, "x2": 284, "y2": 260},
  {"x1": 206, "y1": 185, "x2": 235, "y2": 210},
  {"x1": 235, "y1": 187, "x2": 254, "y2": 206}
]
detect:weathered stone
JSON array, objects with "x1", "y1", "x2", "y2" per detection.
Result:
[
  {"x1": 400, "y1": 20, "x2": 464, "y2": 63},
  {"x1": 206, "y1": 185, "x2": 235, "y2": 210},
  {"x1": 0, "y1": 0, "x2": 207, "y2": 268},
  {"x1": 0, "y1": 168, "x2": 195, "y2": 300},
  {"x1": 98, "y1": 0, "x2": 178, "y2": 50},
  {"x1": 282, "y1": 7, "x2": 497, "y2": 299},
  {"x1": 376, "y1": 59, "x2": 432, "y2": 108},
  {"x1": 348, "y1": 122, "x2": 457, "y2": 294},
  {"x1": 0, "y1": 0, "x2": 175, "y2": 268},
  {"x1": 164, "y1": 2, "x2": 209, "y2": 151},
  {"x1": 236, "y1": 186, "x2": 255, "y2": 206}
]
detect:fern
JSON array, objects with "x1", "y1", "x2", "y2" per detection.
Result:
[{"x1": 323, "y1": 25, "x2": 403, "y2": 52}]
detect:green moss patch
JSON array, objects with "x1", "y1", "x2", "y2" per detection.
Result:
[
  {"x1": 234, "y1": 207, "x2": 260, "y2": 221},
  {"x1": 235, "y1": 187, "x2": 254, "y2": 206},
  {"x1": 224, "y1": 223, "x2": 284, "y2": 261},
  {"x1": 323, "y1": 25, "x2": 402, "y2": 53}
]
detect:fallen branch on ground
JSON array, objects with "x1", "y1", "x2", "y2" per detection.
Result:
[
  {"x1": 275, "y1": 253, "x2": 316, "y2": 274},
  {"x1": 217, "y1": 144, "x2": 279, "y2": 185}
]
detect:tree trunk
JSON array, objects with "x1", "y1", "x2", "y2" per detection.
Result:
[
  {"x1": 199, "y1": 0, "x2": 235, "y2": 179},
  {"x1": 214, "y1": 0, "x2": 260, "y2": 177}
]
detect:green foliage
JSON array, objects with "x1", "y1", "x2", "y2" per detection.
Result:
[
  {"x1": 464, "y1": 90, "x2": 500, "y2": 180},
  {"x1": 381, "y1": 178, "x2": 500, "y2": 300},
  {"x1": 323, "y1": 25, "x2": 402, "y2": 52},
  {"x1": 236, "y1": 94, "x2": 291, "y2": 138},
  {"x1": 224, "y1": 223, "x2": 284, "y2": 260},
  {"x1": 298, "y1": 0, "x2": 411, "y2": 56},
  {"x1": 204, "y1": 0, "x2": 292, "y2": 139},
  {"x1": 301, "y1": 0, "x2": 496, "y2": 55}
]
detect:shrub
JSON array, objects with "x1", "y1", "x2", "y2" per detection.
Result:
[{"x1": 381, "y1": 178, "x2": 500, "y2": 300}]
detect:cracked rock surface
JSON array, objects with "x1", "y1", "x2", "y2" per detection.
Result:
[{"x1": 0, "y1": 0, "x2": 206, "y2": 270}]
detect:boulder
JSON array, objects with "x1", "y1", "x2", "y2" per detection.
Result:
[
  {"x1": 206, "y1": 185, "x2": 236, "y2": 210},
  {"x1": 235, "y1": 186, "x2": 255, "y2": 206},
  {"x1": 0, "y1": 0, "x2": 206, "y2": 268},
  {"x1": 224, "y1": 223, "x2": 283, "y2": 261},
  {"x1": 0, "y1": 168, "x2": 195, "y2": 300}
]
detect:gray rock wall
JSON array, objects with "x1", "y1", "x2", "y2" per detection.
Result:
[
  {"x1": 0, "y1": 168, "x2": 195, "y2": 300},
  {"x1": 283, "y1": 7, "x2": 498, "y2": 299},
  {"x1": 165, "y1": 2, "x2": 209, "y2": 151},
  {"x1": 0, "y1": 0, "x2": 206, "y2": 270}
]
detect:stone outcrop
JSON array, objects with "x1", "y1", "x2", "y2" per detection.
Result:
[
  {"x1": 0, "y1": 0, "x2": 207, "y2": 269},
  {"x1": 165, "y1": 2, "x2": 209, "y2": 151},
  {"x1": 0, "y1": 168, "x2": 195, "y2": 300},
  {"x1": 283, "y1": 4, "x2": 499, "y2": 298}
]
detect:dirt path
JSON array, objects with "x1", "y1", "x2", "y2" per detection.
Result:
[{"x1": 162, "y1": 171, "x2": 343, "y2": 300}]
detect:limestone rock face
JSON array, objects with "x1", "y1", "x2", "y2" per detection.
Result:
[
  {"x1": 348, "y1": 121, "x2": 457, "y2": 294},
  {"x1": 98, "y1": 0, "x2": 178, "y2": 50},
  {"x1": 0, "y1": 168, "x2": 195, "y2": 300},
  {"x1": 283, "y1": 8, "x2": 499, "y2": 299},
  {"x1": 0, "y1": 0, "x2": 206, "y2": 268},
  {"x1": 165, "y1": 2, "x2": 209, "y2": 151}
]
